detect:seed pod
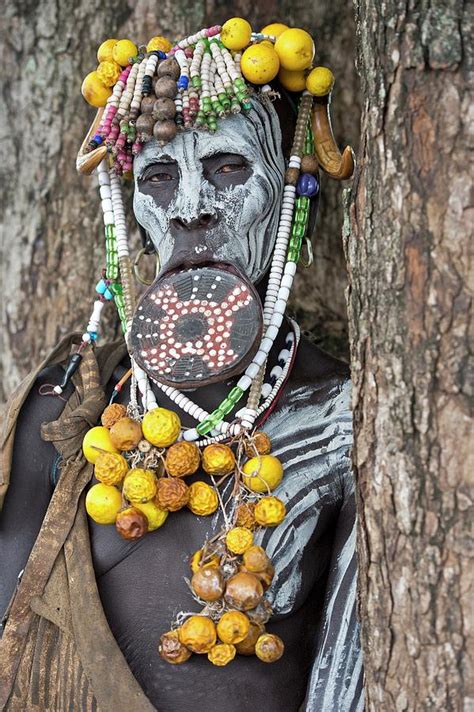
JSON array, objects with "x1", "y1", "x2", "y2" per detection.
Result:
[
  {"x1": 246, "y1": 599, "x2": 273, "y2": 625},
  {"x1": 154, "y1": 76, "x2": 177, "y2": 99},
  {"x1": 242, "y1": 545, "x2": 270, "y2": 573},
  {"x1": 140, "y1": 95, "x2": 156, "y2": 115},
  {"x1": 300, "y1": 154, "x2": 319, "y2": 175},
  {"x1": 178, "y1": 615, "x2": 216, "y2": 654},
  {"x1": 109, "y1": 416, "x2": 143, "y2": 451},
  {"x1": 234, "y1": 622, "x2": 264, "y2": 655},
  {"x1": 135, "y1": 113, "x2": 155, "y2": 142},
  {"x1": 155, "y1": 477, "x2": 189, "y2": 511},
  {"x1": 285, "y1": 167, "x2": 299, "y2": 186},
  {"x1": 207, "y1": 643, "x2": 236, "y2": 666},
  {"x1": 191, "y1": 567, "x2": 225, "y2": 602},
  {"x1": 255, "y1": 633, "x2": 285, "y2": 663},
  {"x1": 224, "y1": 572, "x2": 264, "y2": 611},
  {"x1": 243, "y1": 563, "x2": 275, "y2": 590},
  {"x1": 159, "y1": 630, "x2": 192, "y2": 664},
  {"x1": 226, "y1": 527, "x2": 253, "y2": 555},
  {"x1": 94, "y1": 451, "x2": 129, "y2": 486},
  {"x1": 153, "y1": 120, "x2": 178, "y2": 146},
  {"x1": 115, "y1": 507, "x2": 148, "y2": 540},
  {"x1": 166, "y1": 441, "x2": 200, "y2": 477},
  {"x1": 157, "y1": 58, "x2": 180, "y2": 80},
  {"x1": 101, "y1": 403, "x2": 127, "y2": 429},
  {"x1": 190, "y1": 548, "x2": 221, "y2": 574},
  {"x1": 216, "y1": 611, "x2": 250, "y2": 644},
  {"x1": 152, "y1": 97, "x2": 176, "y2": 121},
  {"x1": 235, "y1": 502, "x2": 256, "y2": 530},
  {"x1": 244, "y1": 432, "x2": 271, "y2": 458},
  {"x1": 202, "y1": 444, "x2": 235, "y2": 476}
]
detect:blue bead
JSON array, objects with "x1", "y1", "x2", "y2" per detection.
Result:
[
  {"x1": 93, "y1": 134, "x2": 103, "y2": 145},
  {"x1": 177, "y1": 76, "x2": 189, "y2": 89},
  {"x1": 103, "y1": 288, "x2": 114, "y2": 300},
  {"x1": 88, "y1": 331, "x2": 98, "y2": 341},
  {"x1": 296, "y1": 173, "x2": 320, "y2": 198},
  {"x1": 158, "y1": 50, "x2": 166, "y2": 59},
  {"x1": 95, "y1": 279, "x2": 107, "y2": 294}
]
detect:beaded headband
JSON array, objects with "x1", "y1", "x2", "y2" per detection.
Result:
[{"x1": 77, "y1": 18, "x2": 354, "y2": 181}]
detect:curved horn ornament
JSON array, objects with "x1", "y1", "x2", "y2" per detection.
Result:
[
  {"x1": 311, "y1": 97, "x2": 355, "y2": 181},
  {"x1": 76, "y1": 108, "x2": 107, "y2": 175}
]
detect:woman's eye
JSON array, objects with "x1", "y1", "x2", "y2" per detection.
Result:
[
  {"x1": 216, "y1": 163, "x2": 246, "y2": 174},
  {"x1": 148, "y1": 173, "x2": 173, "y2": 183}
]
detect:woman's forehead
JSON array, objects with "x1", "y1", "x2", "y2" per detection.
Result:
[{"x1": 134, "y1": 111, "x2": 270, "y2": 177}]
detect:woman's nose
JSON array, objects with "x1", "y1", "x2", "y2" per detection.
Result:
[{"x1": 171, "y1": 213, "x2": 218, "y2": 232}]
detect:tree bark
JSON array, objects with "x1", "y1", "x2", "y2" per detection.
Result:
[
  {"x1": 0, "y1": 0, "x2": 358, "y2": 401},
  {"x1": 347, "y1": 0, "x2": 472, "y2": 709}
]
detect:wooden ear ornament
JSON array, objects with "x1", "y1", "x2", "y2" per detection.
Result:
[
  {"x1": 76, "y1": 108, "x2": 107, "y2": 175},
  {"x1": 311, "y1": 96, "x2": 355, "y2": 181}
]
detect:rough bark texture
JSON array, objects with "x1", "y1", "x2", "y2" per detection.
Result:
[
  {"x1": 0, "y1": 0, "x2": 359, "y2": 401},
  {"x1": 347, "y1": 1, "x2": 473, "y2": 709}
]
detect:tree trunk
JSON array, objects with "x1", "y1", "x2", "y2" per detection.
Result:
[
  {"x1": 0, "y1": 0, "x2": 358, "y2": 401},
  {"x1": 347, "y1": 1, "x2": 472, "y2": 709}
]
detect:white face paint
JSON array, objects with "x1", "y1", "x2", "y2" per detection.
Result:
[{"x1": 132, "y1": 100, "x2": 285, "y2": 284}]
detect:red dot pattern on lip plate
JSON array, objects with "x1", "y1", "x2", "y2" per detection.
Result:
[{"x1": 133, "y1": 275, "x2": 254, "y2": 381}]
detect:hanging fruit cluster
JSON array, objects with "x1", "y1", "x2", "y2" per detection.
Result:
[
  {"x1": 82, "y1": 402, "x2": 287, "y2": 665},
  {"x1": 159, "y1": 536, "x2": 285, "y2": 667}
]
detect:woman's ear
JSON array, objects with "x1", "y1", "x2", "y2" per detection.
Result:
[{"x1": 137, "y1": 222, "x2": 157, "y2": 254}]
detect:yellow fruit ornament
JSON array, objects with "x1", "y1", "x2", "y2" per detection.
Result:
[
  {"x1": 81, "y1": 71, "x2": 112, "y2": 108},
  {"x1": 241, "y1": 43, "x2": 280, "y2": 84},
  {"x1": 122, "y1": 468, "x2": 157, "y2": 504},
  {"x1": 142, "y1": 407, "x2": 181, "y2": 447},
  {"x1": 217, "y1": 611, "x2": 250, "y2": 644},
  {"x1": 278, "y1": 67, "x2": 308, "y2": 92},
  {"x1": 85, "y1": 483, "x2": 122, "y2": 524},
  {"x1": 202, "y1": 443, "x2": 235, "y2": 476},
  {"x1": 275, "y1": 28, "x2": 315, "y2": 71},
  {"x1": 82, "y1": 426, "x2": 119, "y2": 464},
  {"x1": 208, "y1": 643, "x2": 236, "y2": 666},
  {"x1": 260, "y1": 22, "x2": 289, "y2": 39},
  {"x1": 187, "y1": 481, "x2": 219, "y2": 516},
  {"x1": 242, "y1": 455, "x2": 283, "y2": 493},
  {"x1": 97, "y1": 38, "x2": 118, "y2": 63},
  {"x1": 112, "y1": 39, "x2": 138, "y2": 67},
  {"x1": 220, "y1": 17, "x2": 252, "y2": 51},
  {"x1": 190, "y1": 548, "x2": 221, "y2": 574},
  {"x1": 306, "y1": 66, "x2": 335, "y2": 96},
  {"x1": 96, "y1": 60, "x2": 121, "y2": 87},
  {"x1": 165, "y1": 441, "x2": 200, "y2": 477},
  {"x1": 94, "y1": 451, "x2": 129, "y2": 486},
  {"x1": 134, "y1": 500, "x2": 169, "y2": 531},
  {"x1": 226, "y1": 527, "x2": 254, "y2": 555},
  {"x1": 178, "y1": 615, "x2": 216, "y2": 654},
  {"x1": 147, "y1": 36, "x2": 172, "y2": 53},
  {"x1": 254, "y1": 496, "x2": 286, "y2": 526}
]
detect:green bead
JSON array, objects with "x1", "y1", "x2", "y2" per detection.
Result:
[
  {"x1": 292, "y1": 223, "x2": 306, "y2": 238},
  {"x1": 196, "y1": 418, "x2": 214, "y2": 436},
  {"x1": 220, "y1": 399, "x2": 235, "y2": 416},
  {"x1": 228, "y1": 386, "x2": 244, "y2": 403}
]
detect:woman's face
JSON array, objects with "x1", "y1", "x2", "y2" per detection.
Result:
[{"x1": 132, "y1": 102, "x2": 285, "y2": 285}]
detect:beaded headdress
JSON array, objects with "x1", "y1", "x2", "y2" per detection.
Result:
[{"x1": 72, "y1": 18, "x2": 355, "y2": 668}]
